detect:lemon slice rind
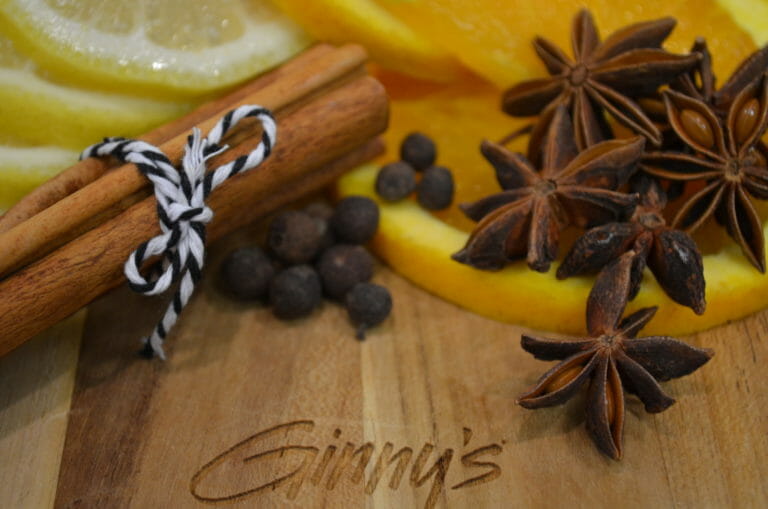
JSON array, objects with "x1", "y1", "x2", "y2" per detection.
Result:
[
  {"x1": 0, "y1": 145, "x2": 79, "y2": 211},
  {"x1": 0, "y1": 66, "x2": 192, "y2": 149}
]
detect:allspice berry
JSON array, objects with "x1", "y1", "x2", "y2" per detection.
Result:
[
  {"x1": 267, "y1": 210, "x2": 323, "y2": 264},
  {"x1": 400, "y1": 132, "x2": 436, "y2": 170},
  {"x1": 330, "y1": 196, "x2": 379, "y2": 244},
  {"x1": 303, "y1": 202, "x2": 336, "y2": 253},
  {"x1": 219, "y1": 246, "x2": 274, "y2": 300},
  {"x1": 303, "y1": 201, "x2": 334, "y2": 221},
  {"x1": 375, "y1": 161, "x2": 417, "y2": 201},
  {"x1": 345, "y1": 283, "x2": 392, "y2": 339},
  {"x1": 417, "y1": 165, "x2": 454, "y2": 210},
  {"x1": 269, "y1": 265, "x2": 322, "y2": 320},
  {"x1": 317, "y1": 245, "x2": 374, "y2": 300}
]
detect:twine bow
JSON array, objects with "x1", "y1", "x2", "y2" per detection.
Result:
[{"x1": 81, "y1": 105, "x2": 276, "y2": 359}]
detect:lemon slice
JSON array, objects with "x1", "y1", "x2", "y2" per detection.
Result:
[
  {"x1": 0, "y1": 145, "x2": 78, "y2": 211},
  {"x1": 716, "y1": 0, "x2": 768, "y2": 44},
  {"x1": 0, "y1": 0, "x2": 311, "y2": 97},
  {"x1": 0, "y1": 35, "x2": 192, "y2": 149}
]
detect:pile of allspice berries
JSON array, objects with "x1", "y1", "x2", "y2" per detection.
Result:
[
  {"x1": 219, "y1": 196, "x2": 391, "y2": 339},
  {"x1": 218, "y1": 132, "x2": 454, "y2": 339},
  {"x1": 375, "y1": 132, "x2": 454, "y2": 210}
]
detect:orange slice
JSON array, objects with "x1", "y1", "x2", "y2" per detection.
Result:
[
  {"x1": 335, "y1": 23, "x2": 768, "y2": 336},
  {"x1": 271, "y1": 0, "x2": 466, "y2": 82},
  {"x1": 375, "y1": 0, "x2": 757, "y2": 89},
  {"x1": 337, "y1": 164, "x2": 768, "y2": 336}
]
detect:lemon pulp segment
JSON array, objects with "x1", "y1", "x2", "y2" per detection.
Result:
[{"x1": 0, "y1": 0, "x2": 311, "y2": 97}]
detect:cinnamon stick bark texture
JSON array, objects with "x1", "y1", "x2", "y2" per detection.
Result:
[
  {"x1": 0, "y1": 44, "x2": 368, "y2": 276},
  {"x1": 0, "y1": 75, "x2": 388, "y2": 357}
]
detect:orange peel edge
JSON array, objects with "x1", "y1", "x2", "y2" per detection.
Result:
[{"x1": 336, "y1": 164, "x2": 768, "y2": 337}]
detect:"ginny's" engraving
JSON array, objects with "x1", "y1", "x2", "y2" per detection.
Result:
[{"x1": 190, "y1": 420, "x2": 503, "y2": 508}]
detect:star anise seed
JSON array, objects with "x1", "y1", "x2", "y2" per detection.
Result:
[
  {"x1": 643, "y1": 73, "x2": 768, "y2": 272},
  {"x1": 681, "y1": 39, "x2": 768, "y2": 115},
  {"x1": 641, "y1": 39, "x2": 768, "y2": 142},
  {"x1": 453, "y1": 105, "x2": 642, "y2": 272},
  {"x1": 502, "y1": 9, "x2": 699, "y2": 163},
  {"x1": 557, "y1": 175, "x2": 706, "y2": 314},
  {"x1": 518, "y1": 250, "x2": 713, "y2": 460}
]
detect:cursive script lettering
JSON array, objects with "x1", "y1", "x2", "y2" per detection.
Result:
[{"x1": 190, "y1": 420, "x2": 503, "y2": 508}]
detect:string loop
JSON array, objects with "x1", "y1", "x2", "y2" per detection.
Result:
[{"x1": 81, "y1": 105, "x2": 276, "y2": 359}]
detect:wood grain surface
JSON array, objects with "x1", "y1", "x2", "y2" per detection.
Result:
[
  {"x1": 0, "y1": 311, "x2": 84, "y2": 508},
  {"x1": 10, "y1": 228, "x2": 756, "y2": 508}
]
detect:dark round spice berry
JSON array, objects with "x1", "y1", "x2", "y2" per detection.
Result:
[
  {"x1": 375, "y1": 161, "x2": 417, "y2": 201},
  {"x1": 345, "y1": 283, "x2": 392, "y2": 340},
  {"x1": 219, "y1": 246, "x2": 275, "y2": 300},
  {"x1": 304, "y1": 202, "x2": 336, "y2": 253},
  {"x1": 330, "y1": 196, "x2": 379, "y2": 244},
  {"x1": 269, "y1": 265, "x2": 322, "y2": 320},
  {"x1": 317, "y1": 244, "x2": 374, "y2": 300},
  {"x1": 303, "y1": 201, "x2": 334, "y2": 221},
  {"x1": 417, "y1": 165, "x2": 454, "y2": 210},
  {"x1": 400, "y1": 132, "x2": 436, "y2": 171},
  {"x1": 313, "y1": 217, "x2": 336, "y2": 254},
  {"x1": 267, "y1": 210, "x2": 324, "y2": 264}
]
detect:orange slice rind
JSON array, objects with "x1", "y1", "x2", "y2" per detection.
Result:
[{"x1": 337, "y1": 164, "x2": 768, "y2": 337}]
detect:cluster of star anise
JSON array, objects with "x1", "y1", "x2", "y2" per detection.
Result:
[{"x1": 452, "y1": 8, "x2": 768, "y2": 459}]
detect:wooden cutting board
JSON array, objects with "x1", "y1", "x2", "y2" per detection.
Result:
[{"x1": 1, "y1": 229, "x2": 767, "y2": 508}]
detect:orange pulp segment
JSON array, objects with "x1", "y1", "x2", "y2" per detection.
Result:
[{"x1": 375, "y1": 0, "x2": 757, "y2": 89}]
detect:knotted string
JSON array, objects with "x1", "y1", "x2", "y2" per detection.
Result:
[{"x1": 81, "y1": 105, "x2": 276, "y2": 359}]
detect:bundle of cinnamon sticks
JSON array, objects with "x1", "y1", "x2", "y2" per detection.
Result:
[{"x1": 0, "y1": 44, "x2": 388, "y2": 357}]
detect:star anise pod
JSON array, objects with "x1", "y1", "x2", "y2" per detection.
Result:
[
  {"x1": 675, "y1": 39, "x2": 768, "y2": 115},
  {"x1": 642, "y1": 73, "x2": 768, "y2": 272},
  {"x1": 557, "y1": 175, "x2": 705, "y2": 314},
  {"x1": 452, "y1": 105, "x2": 643, "y2": 272},
  {"x1": 517, "y1": 251, "x2": 713, "y2": 460},
  {"x1": 640, "y1": 39, "x2": 768, "y2": 132},
  {"x1": 501, "y1": 9, "x2": 699, "y2": 162},
  {"x1": 639, "y1": 41, "x2": 768, "y2": 202}
]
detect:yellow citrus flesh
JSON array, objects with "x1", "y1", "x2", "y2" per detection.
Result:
[
  {"x1": 0, "y1": 34, "x2": 192, "y2": 207},
  {"x1": 716, "y1": 0, "x2": 768, "y2": 44},
  {"x1": 0, "y1": 145, "x2": 79, "y2": 212},
  {"x1": 0, "y1": 69, "x2": 192, "y2": 150},
  {"x1": 0, "y1": 0, "x2": 311, "y2": 98},
  {"x1": 375, "y1": 0, "x2": 758, "y2": 89},
  {"x1": 0, "y1": 35, "x2": 192, "y2": 149},
  {"x1": 271, "y1": 0, "x2": 466, "y2": 82}
]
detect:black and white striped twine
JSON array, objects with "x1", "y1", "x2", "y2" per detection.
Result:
[{"x1": 81, "y1": 105, "x2": 276, "y2": 359}]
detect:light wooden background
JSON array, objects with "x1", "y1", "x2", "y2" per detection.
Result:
[{"x1": 1, "y1": 231, "x2": 766, "y2": 508}]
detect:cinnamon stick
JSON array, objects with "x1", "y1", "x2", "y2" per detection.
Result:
[
  {"x1": 0, "y1": 44, "x2": 368, "y2": 277},
  {"x1": 0, "y1": 75, "x2": 388, "y2": 357},
  {"x1": 0, "y1": 44, "x2": 338, "y2": 234}
]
